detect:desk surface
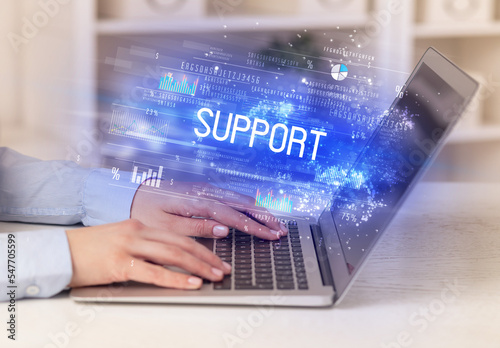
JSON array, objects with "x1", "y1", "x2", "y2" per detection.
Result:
[{"x1": 1, "y1": 183, "x2": 500, "y2": 348}]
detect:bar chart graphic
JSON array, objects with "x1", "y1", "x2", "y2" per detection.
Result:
[
  {"x1": 255, "y1": 189, "x2": 293, "y2": 213},
  {"x1": 158, "y1": 73, "x2": 199, "y2": 96},
  {"x1": 109, "y1": 109, "x2": 169, "y2": 144},
  {"x1": 131, "y1": 164, "x2": 163, "y2": 188}
]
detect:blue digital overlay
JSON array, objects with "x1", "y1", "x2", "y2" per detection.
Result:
[{"x1": 98, "y1": 29, "x2": 410, "y2": 220}]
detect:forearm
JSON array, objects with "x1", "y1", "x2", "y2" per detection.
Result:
[
  {"x1": 0, "y1": 147, "x2": 88, "y2": 225},
  {"x1": 0, "y1": 147, "x2": 138, "y2": 226}
]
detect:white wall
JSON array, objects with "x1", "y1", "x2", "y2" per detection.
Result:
[
  {"x1": 0, "y1": 0, "x2": 96, "y2": 162},
  {"x1": 0, "y1": 1, "x2": 21, "y2": 128}
]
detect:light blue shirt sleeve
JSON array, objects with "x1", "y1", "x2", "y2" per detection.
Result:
[
  {"x1": 0, "y1": 147, "x2": 140, "y2": 300},
  {"x1": 0, "y1": 229, "x2": 72, "y2": 301},
  {"x1": 0, "y1": 147, "x2": 139, "y2": 225}
]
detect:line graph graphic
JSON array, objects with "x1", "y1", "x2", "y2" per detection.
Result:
[
  {"x1": 109, "y1": 109, "x2": 169, "y2": 144},
  {"x1": 255, "y1": 189, "x2": 293, "y2": 213},
  {"x1": 158, "y1": 72, "x2": 199, "y2": 96}
]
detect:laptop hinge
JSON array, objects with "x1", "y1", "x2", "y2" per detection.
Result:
[{"x1": 310, "y1": 224, "x2": 334, "y2": 288}]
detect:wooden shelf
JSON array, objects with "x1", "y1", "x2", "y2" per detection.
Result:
[
  {"x1": 447, "y1": 126, "x2": 500, "y2": 144},
  {"x1": 414, "y1": 22, "x2": 500, "y2": 39},
  {"x1": 96, "y1": 13, "x2": 368, "y2": 35}
]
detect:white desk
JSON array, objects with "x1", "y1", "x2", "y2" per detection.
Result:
[{"x1": 1, "y1": 183, "x2": 500, "y2": 348}]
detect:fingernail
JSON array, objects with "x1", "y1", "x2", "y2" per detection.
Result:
[
  {"x1": 188, "y1": 277, "x2": 202, "y2": 287},
  {"x1": 280, "y1": 222, "x2": 288, "y2": 235},
  {"x1": 213, "y1": 225, "x2": 229, "y2": 237},
  {"x1": 270, "y1": 230, "x2": 282, "y2": 237},
  {"x1": 212, "y1": 267, "x2": 224, "y2": 277},
  {"x1": 222, "y1": 262, "x2": 232, "y2": 272}
]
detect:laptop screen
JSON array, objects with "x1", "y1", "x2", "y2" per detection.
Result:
[{"x1": 320, "y1": 48, "x2": 478, "y2": 300}]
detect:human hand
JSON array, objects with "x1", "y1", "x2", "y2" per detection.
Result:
[
  {"x1": 66, "y1": 219, "x2": 231, "y2": 289},
  {"x1": 130, "y1": 181, "x2": 288, "y2": 240}
]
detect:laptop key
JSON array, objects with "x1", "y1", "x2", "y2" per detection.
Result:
[
  {"x1": 275, "y1": 272, "x2": 292, "y2": 277},
  {"x1": 234, "y1": 274, "x2": 252, "y2": 280},
  {"x1": 234, "y1": 258, "x2": 252, "y2": 264},
  {"x1": 274, "y1": 260, "x2": 292, "y2": 266},
  {"x1": 255, "y1": 272, "x2": 273, "y2": 278},
  {"x1": 234, "y1": 261, "x2": 252, "y2": 267},
  {"x1": 213, "y1": 276, "x2": 232, "y2": 290},
  {"x1": 235, "y1": 284, "x2": 273, "y2": 290},
  {"x1": 275, "y1": 265, "x2": 293, "y2": 271},
  {"x1": 296, "y1": 272, "x2": 307, "y2": 278},
  {"x1": 255, "y1": 278, "x2": 274, "y2": 285},
  {"x1": 273, "y1": 250, "x2": 290, "y2": 255},
  {"x1": 255, "y1": 263, "x2": 272, "y2": 268},
  {"x1": 277, "y1": 282, "x2": 295, "y2": 290},
  {"x1": 254, "y1": 254, "x2": 271, "y2": 259},
  {"x1": 234, "y1": 250, "x2": 251, "y2": 255},
  {"x1": 275, "y1": 274, "x2": 293, "y2": 280},
  {"x1": 273, "y1": 254, "x2": 292, "y2": 260},
  {"x1": 234, "y1": 279, "x2": 253, "y2": 286},
  {"x1": 234, "y1": 268, "x2": 252, "y2": 274}
]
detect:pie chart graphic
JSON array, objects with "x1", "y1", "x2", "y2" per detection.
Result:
[{"x1": 331, "y1": 64, "x2": 348, "y2": 81}]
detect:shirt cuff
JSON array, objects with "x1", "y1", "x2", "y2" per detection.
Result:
[
  {"x1": 82, "y1": 169, "x2": 140, "y2": 226},
  {"x1": 13, "y1": 229, "x2": 73, "y2": 299}
]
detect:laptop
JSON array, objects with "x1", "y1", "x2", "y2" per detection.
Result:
[{"x1": 71, "y1": 47, "x2": 478, "y2": 307}]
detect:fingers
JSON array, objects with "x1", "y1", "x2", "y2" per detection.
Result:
[
  {"x1": 192, "y1": 199, "x2": 284, "y2": 240},
  {"x1": 156, "y1": 215, "x2": 231, "y2": 239},
  {"x1": 132, "y1": 180, "x2": 288, "y2": 240},
  {"x1": 147, "y1": 196, "x2": 285, "y2": 240},
  {"x1": 129, "y1": 240, "x2": 227, "y2": 282},
  {"x1": 194, "y1": 184, "x2": 285, "y2": 233},
  {"x1": 126, "y1": 261, "x2": 204, "y2": 290},
  {"x1": 138, "y1": 228, "x2": 231, "y2": 274},
  {"x1": 172, "y1": 201, "x2": 286, "y2": 240},
  {"x1": 66, "y1": 220, "x2": 232, "y2": 291}
]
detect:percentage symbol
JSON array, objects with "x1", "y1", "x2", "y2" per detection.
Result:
[
  {"x1": 395, "y1": 85, "x2": 404, "y2": 98},
  {"x1": 112, "y1": 167, "x2": 120, "y2": 181},
  {"x1": 307, "y1": 60, "x2": 314, "y2": 69}
]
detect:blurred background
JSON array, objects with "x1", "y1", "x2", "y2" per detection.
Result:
[{"x1": 1, "y1": 0, "x2": 499, "y2": 182}]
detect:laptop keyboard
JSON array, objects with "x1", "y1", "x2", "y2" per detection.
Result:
[{"x1": 212, "y1": 222, "x2": 308, "y2": 291}]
